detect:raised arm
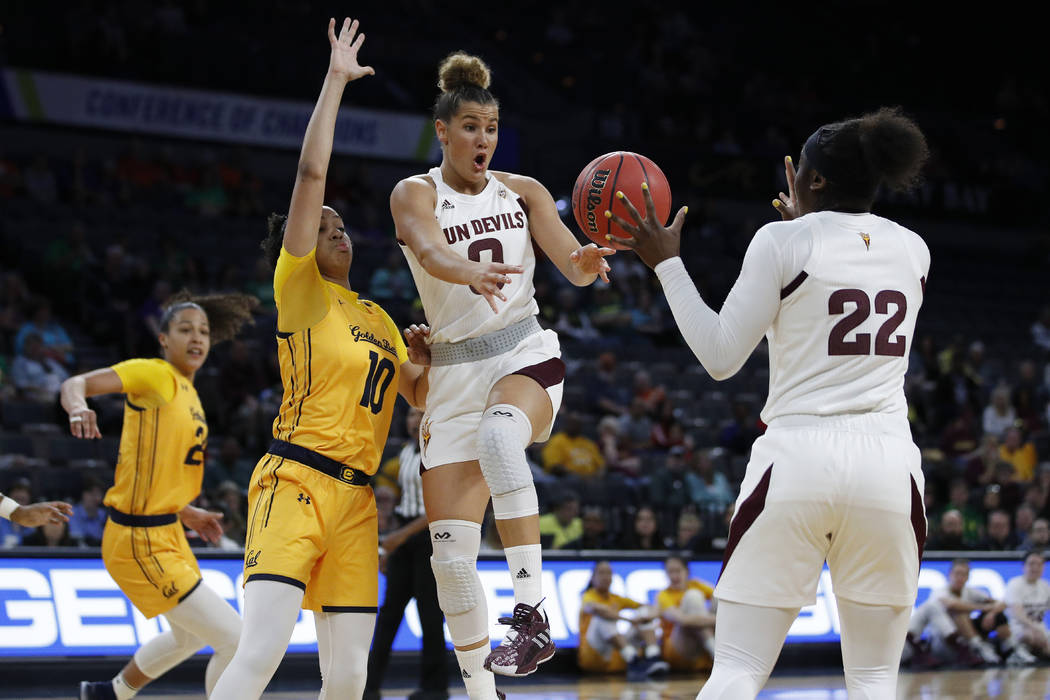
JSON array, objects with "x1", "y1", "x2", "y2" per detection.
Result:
[
  {"x1": 284, "y1": 18, "x2": 373, "y2": 257},
  {"x1": 608, "y1": 186, "x2": 786, "y2": 380},
  {"x1": 59, "y1": 368, "x2": 124, "y2": 439},
  {"x1": 507, "y1": 175, "x2": 613, "y2": 287},
  {"x1": 391, "y1": 178, "x2": 523, "y2": 314}
]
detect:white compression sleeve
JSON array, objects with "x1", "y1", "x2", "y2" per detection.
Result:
[
  {"x1": 837, "y1": 598, "x2": 911, "y2": 700},
  {"x1": 134, "y1": 582, "x2": 242, "y2": 695},
  {"x1": 654, "y1": 225, "x2": 805, "y2": 380},
  {"x1": 209, "y1": 580, "x2": 305, "y2": 700},
  {"x1": 316, "y1": 610, "x2": 375, "y2": 700}
]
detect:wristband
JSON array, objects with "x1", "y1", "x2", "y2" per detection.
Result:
[{"x1": 0, "y1": 495, "x2": 20, "y2": 520}]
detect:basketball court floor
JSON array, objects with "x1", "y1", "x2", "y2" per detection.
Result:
[{"x1": 11, "y1": 668, "x2": 1050, "y2": 699}]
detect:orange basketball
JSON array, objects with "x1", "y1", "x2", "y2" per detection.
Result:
[{"x1": 572, "y1": 151, "x2": 672, "y2": 251}]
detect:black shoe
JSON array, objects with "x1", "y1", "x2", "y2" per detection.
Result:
[
  {"x1": 626, "y1": 658, "x2": 649, "y2": 682},
  {"x1": 79, "y1": 682, "x2": 117, "y2": 700}
]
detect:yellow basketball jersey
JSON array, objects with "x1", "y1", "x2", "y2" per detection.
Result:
[
  {"x1": 104, "y1": 359, "x2": 208, "y2": 515},
  {"x1": 272, "y1": 247, "x2": 407, "y2": 473},
  {"x1": 657, "y1": 579, "x2": 715, "y2": 640}
]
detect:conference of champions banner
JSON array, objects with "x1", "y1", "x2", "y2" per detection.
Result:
[
  {"x1": 0, "y1": 556, "x2": 1040, "y2": 658},
  {"x1": 0, "y1": 68, "x2": 441, "y2": 161}
]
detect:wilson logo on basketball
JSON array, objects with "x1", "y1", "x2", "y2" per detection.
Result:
[{"x1": 584, "y1": 169, "x2": 611, "y2": 235}]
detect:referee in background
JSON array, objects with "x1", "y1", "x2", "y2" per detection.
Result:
[{"x1": 365, "y1": 408, "x2": 449, "y2": 700}]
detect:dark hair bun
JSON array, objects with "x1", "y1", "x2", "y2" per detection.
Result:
[{"x1": 858, "y1": 106, "x2": 929, "y2": 192}]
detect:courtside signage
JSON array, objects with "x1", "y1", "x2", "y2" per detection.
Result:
[{"x1": 0, "y1": 557, "x2": 1035, "y2": 656}]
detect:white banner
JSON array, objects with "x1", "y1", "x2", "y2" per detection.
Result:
[{"x1": 2, "y1": 68, "x2": 440, "y2": 162}]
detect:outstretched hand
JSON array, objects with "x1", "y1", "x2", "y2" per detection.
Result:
[
  {"x1": 10, "y1": 501, "x2": 73, "y2": 528},
  {"x1": 604, "y1": 183, "x2": 688, "y2": 270},
  {"x1": 180, "y1": 504, "x2": 224, "y2": 545},
  {"x1": 772, "y1": 155, "x2": 800, "y2": 221},
  {"x1": 403, "y1": 324, "x2": 431, "y2": 365},
  {"x1": 469, "y1": 262, "x2": 524, "y2": 314},
  {"x1": 569, "y1": 243, "x2": 615, "y2": 283},
  {"x1": 327, "y1": 17, "x2": 375, "y2": 82}
]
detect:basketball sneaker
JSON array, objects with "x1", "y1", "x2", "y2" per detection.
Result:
[
  {"x1": 484, "y1": 601, "x2": 555, "y2": 677},
  {"x1": 79, "y1": 681, "x2": 117, "y2": 700},
  {"x1": 1006, "y1": 644, "x2": 1038, "y2": 666}
]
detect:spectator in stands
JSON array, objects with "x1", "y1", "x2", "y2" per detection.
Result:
[
  {"x1": 214, "y1": 480, "x2": 247, "y2": 545},
  {"x1": 685, "y1": 449, "x2": 735, "y2": 512},
  {"x1": 673, "y1": 510, "x2": 714, "y2": 555},
  {"x1": 1015, "y1": 504, "x2": 1037, "y2": 547},
  {"x1": 205, "y1": 436, "x2": 255, "y2": 492},
  {"x1": 619, "y1": 505, "x2": 665, "y2": 551},
  {"x1": 926, "y1": 509, "x2": 972, "y2": 551},
  {"x1": 1000, "y1": 426, "x2": 1039, "y2": 482},
  {"x1": 650, "y1": 397, "x2": 685, "y2": 450},
  {"x1": 934, "y1": 353, "x2": 982, "y2": 432},
  {"x1": 1004, "y1": 551, "x2": 1050, "y2": 660},
  {"x1": 631, "y1": 370, "x2": 666, "y2": 415},
  {"x1": 587, "y1": 351, "x2": 631, "y2": 417},
  {"x1": 0, "y1": 271, "x2": 31, "y2": 352},
  {"x1": 618, "y1": 398, "x2": 654, "y2": 452},
  {"x1": 551, "y1": 287, "x2": 600, "y2": 342},
  {"x1": 940, "y1": 408, "x2": 980, "y2": 459},
  {"x1": 597, "y1": 415, "x2": 642, "y2": 478},
  {"x1": 367, "y1": 249, "x2": 416, "y2": 304},
  {"x1": 965, "y1": 341, "x2": 999, "y2": 394},
  {"x1": 648, "y1": 446, "x2": 694, "y2": 514},
  {"x1": 1031, "y1": 305, "x2": 1050, "y2": 354},
  {"x1": 577, "y1": 560, "x2": 668, "y2": 678},
  {"x1": 14, "y1": 299, "x2": 74, "y2": 367},
  {"x1": 1012, "y1": 362, "x2": 1047, "y2": 432},
  {"x1": 1022, "y1": 518, "x2": 1050, "y2": 551},
  {"x1": 565, "y1": 506, "x2": 614, "y2": 550},
  {"x1": 68, "y1": 478, "x2": 107, "y2": 547},
  {"x1": 656, "y1": 555, "x2": 716, "y2": 672},
  {"x1": 979, "y1": 510, "x2": 1020, "y2": 551},
  {"x1": 0, "y1": 479, "x2": 34, "y2": 548},
  {"x1": 538, "y1": 490, "x2": 582, "y2": 550},
  {"x1": 22, "y1": 518, "x2": 76, "y2": 547},
  {"x1": 965, "y1": 434, "x2": 1003, "y2": 487},
  {"x1": 983, "y1": 385, "x2": 1018, "y2": 438},
  {"x1": 541, "y1": 411, "x2": 605, "y2": 479},
  {"x1": 902, "y1": 558, "x2": 1016, "y2": 668},
  {"x1": 937, "y1": 478, "x2": 983, "y2": 545},
  {"x1": 719, "y1": 400, "x2": 761, "y2": 456},
  {"x1": 10, "y1": 332, "x2": 69, "y2": 403}
]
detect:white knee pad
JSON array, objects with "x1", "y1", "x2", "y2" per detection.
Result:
[
  {"x1": 477, "y1": 404, "x2": 538, "y2": 519},
  {"x1": 430, "y1": 520, "x2": 489, "y2": 646}
]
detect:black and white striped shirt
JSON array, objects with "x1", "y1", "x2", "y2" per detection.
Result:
[{"x1": 394, "y1": 441, "x2": 425, "y2": 519}]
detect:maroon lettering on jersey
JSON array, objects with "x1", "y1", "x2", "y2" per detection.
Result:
[{"x1": 471, "y1": 219, "x2": 485, "y2": 236}]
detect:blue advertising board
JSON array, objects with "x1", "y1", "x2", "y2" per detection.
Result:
[{"x1": 0, "y1": 555, "x2": 1037, "y2": 657}]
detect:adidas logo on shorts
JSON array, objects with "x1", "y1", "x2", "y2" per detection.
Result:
[
  {"x1": 461, "y1": 668, "x2": 471, "y2": 678},
  {"x1": 516, "y1": 568, "x2": 530, "y2": 579},
  {"x1": 441, "y1": 199, "x2": 455, "y2": 210}
]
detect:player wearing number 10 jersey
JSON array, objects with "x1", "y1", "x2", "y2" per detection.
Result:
[{"x1": 607, "y1": 107, "x2": 931, "y2": 699}]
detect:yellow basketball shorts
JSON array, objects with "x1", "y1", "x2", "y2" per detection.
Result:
[
  {"x1": 101, "y1": 514, "x2": 202, "y2": 619},
  {"x1": 244, "y1": 448, "x2": 378, "y2": 613}
]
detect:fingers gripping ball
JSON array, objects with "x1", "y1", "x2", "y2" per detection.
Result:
[{"x1": 572, "y1": 152, "x2": 672, "y2": 250}]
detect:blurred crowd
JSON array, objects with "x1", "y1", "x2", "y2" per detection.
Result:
[{"x1": 1, "y1": 2, "x2": 1048, "y2": 555}]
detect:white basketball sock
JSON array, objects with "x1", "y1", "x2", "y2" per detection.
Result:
[
  {"x1": 455, "y1": 645, "x2": 499, "y2": 700},
  {"x1": 503, "y1": 543, "x2": 544, "y2": 615}
]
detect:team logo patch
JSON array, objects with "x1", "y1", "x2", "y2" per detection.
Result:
[
  {"x1": 246, "y1": 549, "x2": 261, "y2": 568},
  {"x1": 441, "y1": 199, "x2": 455, "y2": 210},
  {"x1": 433, "y1": 531, "x2": 451, "y2": 540},
  {"x1": 859, "y1": 232, "x2": 871, "y2": 250},
  {"x1": 162, "y1": 581, "x2": 179, "y2": 598},
  {"x1": 421, "y1": 415, "x2": 432, "y2": 456},
  {"x1": 297, "y1": 492, "x2": 311, "y2": 505},
  {"x1": 498, "y1": 187, "x2": 507, "y2": 198}
]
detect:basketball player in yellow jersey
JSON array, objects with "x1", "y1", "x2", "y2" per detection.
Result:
[
  {"x1": 60, "y1": 292, "x2": 256, "y2": 700},
  {"x1": 656, "y1": 556, "x2": 716, "y2": 673},
  {"x1": 578, "y1": 561, "x2": 668, "y2": 677},
  {"x1": 211, "y1": 19, "x2": 428, "y2": 700}
]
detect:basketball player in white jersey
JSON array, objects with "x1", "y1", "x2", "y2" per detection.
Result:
[
  {"x1": 391, "y1": 52, "x2": 613, "y2": 698},
  {"x1": 608, "y1": 107, "x2": 931, "y2": 699},
  {"x1": 1004, "y1": 551, "x2": 1050, "y2": 658}
]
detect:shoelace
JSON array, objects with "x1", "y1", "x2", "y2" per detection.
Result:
[{"x1": 494, "y1": 599, "x2": 546, "y2": 648}]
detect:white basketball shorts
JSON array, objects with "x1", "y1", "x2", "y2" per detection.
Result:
[
  {"x1": 420, "y1": 328, "x2": 564, "y2": 469},
  {"x1": 715, "y1": 413, "x2": 925, "y2": 609}
]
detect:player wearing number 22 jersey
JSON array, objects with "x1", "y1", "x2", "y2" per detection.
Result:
[{"x1": 612, "y1": 108, "x2": 932, "y2": 698}]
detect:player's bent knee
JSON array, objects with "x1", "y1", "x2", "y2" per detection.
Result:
[{"x1": 477, "y1": 404, "x2": 537, "y2": 517}]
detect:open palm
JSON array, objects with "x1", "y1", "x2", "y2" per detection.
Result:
[{"x1": 327, "y1": 17, "x2": 374, "y2": 82}]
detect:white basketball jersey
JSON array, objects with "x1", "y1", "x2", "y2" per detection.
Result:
[
  {"x1": 399, "y1": 167, "x2": 539, "y2": 343},
  {"x1": 762, "y1": 211, "x2": 929, "y2": 423}
]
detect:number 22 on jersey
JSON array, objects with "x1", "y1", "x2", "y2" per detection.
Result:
[{"x1": 827, "y1": 288, "x2": 907, "y2": 357}]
